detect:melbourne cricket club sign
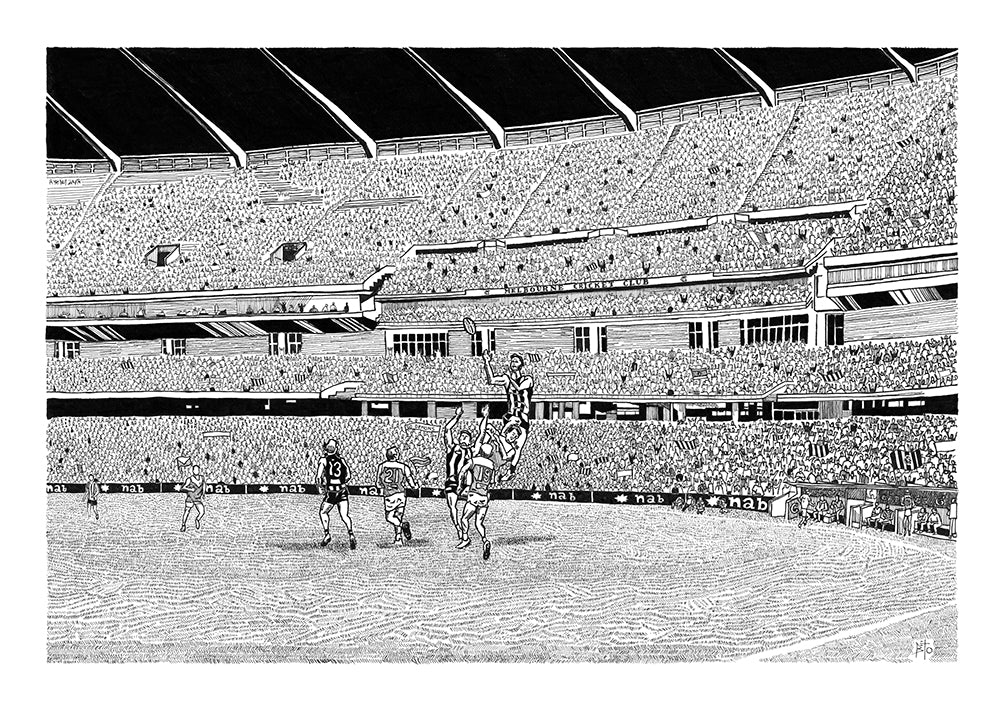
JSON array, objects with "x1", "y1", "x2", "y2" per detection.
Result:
[{"x1": 45, "y1": 482, "x2": 771, "y2": 511}]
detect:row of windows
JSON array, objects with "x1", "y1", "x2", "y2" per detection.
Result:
[
  {"x1": 470, "y1": 329, "x2": 497, "y2": 357},
  {"x1": 392, "y1": 332, "x2": 449, "y2": 357},
  {"x1": 268, "y1": 332, "x2": 302, "y2": 356},
  {"x1": 574, "y1": 326, "x2": 609, "y2": 353},
  {"x1": 740, "y1": 315, "x2": 810, "y2": 345},
  {"x1": 49, "y1": 315, "x2": 841, "y2": 360}
]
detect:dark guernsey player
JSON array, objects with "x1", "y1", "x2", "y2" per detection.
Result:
[
  {"x1": 482, "y1": 352, "x2": 534, "y2": 475},
  {"x1": 442, "y1": 405, "x2": 473, "y2": 538},
  {"x1": 316, "y1": 438, "x2": 356, "y2": 549}
]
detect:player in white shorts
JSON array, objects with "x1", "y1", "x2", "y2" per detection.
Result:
[
  {"x1": 180, "y1": 465, "x2": 206, "y2": 532},
  {"x1": 456, "y1": 406, "x2": 517, "y2": 560},
  {"x1": 376, "y1": 446, "x2": 417, "y2": 546}
]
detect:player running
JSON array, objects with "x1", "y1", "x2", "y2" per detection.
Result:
[
  {"x1": 180, "y1": 465, "x2": 206, "y2": 531},
  {"x1": 456, "y1": 406, "x2": 517, "y2": 560},
  {"x1": 316, "y1": 438, "x2": 356, "y2": 549},
  {"x1": 376, "y1": 446, "x2": 418, "y2": 546},
  {"x1": 482, "y1": 352, "x2": 534, "y2": 476},
  {"x1": 442, "y1": 405, "x2": 473, "y2": 538}
]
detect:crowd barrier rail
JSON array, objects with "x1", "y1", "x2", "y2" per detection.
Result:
[{"x1": 47, "y1": 482, "x2": 773, "y2": 511}]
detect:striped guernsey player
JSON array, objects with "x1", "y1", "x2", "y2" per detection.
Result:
[
  {"x1": 316, "y1": 438, "x2": 356, "y2": 549},
  {"x1": 482, "y1": 352, "x2": 534, "y2": 476},
  {"x1": 376, "y1": 446, "x2": 418, "y2": 546},
  {"x1": 442, "y1": 405, "x2": 473, "y2": 538},
  {"x1": 456, "y1": 406, "x2": 517, "y2": 560}
]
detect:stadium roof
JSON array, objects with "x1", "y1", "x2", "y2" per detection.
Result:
[
  {"x1": 47, "y1": 48, "x2": 227, "y2": 157},
  {"x1": 893, "y1": 48, "x2": 957, "y2": 65},
  {"x1": 129, "y1": 48, "x2": 358, "y2": 152},
  {"x1": 725, "y1": 48, "x2": 902, "y2": 89},
  {"x1": 46, "y1": 103, "x2": 106, "y2": 161},
  {"x1": 562, "y1": 48, "x2": 755, "y2": 111},
  {"x1": 413, "y1": 48, "x2": 615, "y2": 129},
  {"x1": 267, "y1": 48, "x2": 486, "y2": 142}
]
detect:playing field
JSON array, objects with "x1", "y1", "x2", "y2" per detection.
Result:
[{"x1": 47, "y1": 495, "x2": 956, "y2": 662}]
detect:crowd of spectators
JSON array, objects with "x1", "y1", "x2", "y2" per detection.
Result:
[
  {"x1": 46, "y1": 414, "x2": 956, "y2": 494},
  {"x1": 47, "y1": 172, "x2": 228, "y2": 296},
  {"x1": 46, "y1": 202, "x2": 85, "y2": 253},
  {"x1": 743, "y1": 76, "x2": 954, "y2": 211},
  {"x1": 424, "y1": 143, "x2": 564, "y2": 243},
  {"x1": 384, "y1": 217, "x2": 853, "y2": 295},
  {"x1": 47, "y1": 336, "x2": 957, "y2": 398},
  {"x1": 379, "y1": 281, "x2": 812, "y2": 322},
  {"x1": 506, "y1": 129, "x2": 670, "y2": 236},
  {"x1": 45, "y1": 153, "x2": 479, "y2": 296},
  {"x1": 833, "y1": 86, "x2": 957, "y2": 256},
  {"x1": 379, "y1": 281, "x2": 812, "y2": 323},
  {"x1": 620, "y1": 106, "x2": 796, "y2": 225},
  {"x1": 46, "y1": 76, "x2": 956, "y2": 297}
]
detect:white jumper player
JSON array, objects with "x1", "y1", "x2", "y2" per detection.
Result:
[{"x1": 456, "y1": 406, "x2": 517, "y2": 560}]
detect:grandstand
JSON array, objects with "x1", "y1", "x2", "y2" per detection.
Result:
[{"x1": 45, "y1": 47, "x2": 959, "y2": 663}]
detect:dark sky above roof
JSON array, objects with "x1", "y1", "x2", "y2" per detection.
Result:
[
  {"x1": 47, "y1": 103, "x2": 106, "y2": 161},
  {"x1": 726, "y1": 48, "x2": 901, "y2": 89},
  {"x1": 130, "y1": 48, "x2": 357, "y2": 152},
  {"x1": 269, "y1": 48, "x2": 485, "y2": 142},
  {"x1": 893, "y1": 48, "x2": 957, "y2": 65},
  {"x1": 47, "y1": 48, "x2": 226, "y2": 156},
  {"x1": 414, "y1": 48, "x2": 614, "y2": 128},
  {"x1": 563, "y1": 48, "x2": 754, "y2": 111}
]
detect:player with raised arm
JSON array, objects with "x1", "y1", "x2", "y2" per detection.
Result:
[
  {"x1": 456, "y1": 406, "x2": 517, "y2": 560},
  {"x1": 376, "y1": 446, "x2": 417, "y2": 546},
  {"x1": 180, "y1": 464, "x2": 206, "y2": 531},
  {"x1": 442, "y1": 405, "x2": 473, "y2": 539},
  {"x1": 316, "y1": 438, "x2": 356, "y2": 550},
  {"x1": 482, "y1": 352, "x2": 534, "y2": 476}
]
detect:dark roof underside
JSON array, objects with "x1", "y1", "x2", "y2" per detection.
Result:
[
  {"x1": 893, "y1": 48, "x2": 957, "y2": 65},
  {"x1": 563, "y1": 47, "x2": 754, "y2": 111},
  {"x1": 269, "y1": 48, "x2": 485, "y2": 142},
  {"x1": 46, "y1": 103, "x2": 106, "y2": 161},
  {"x1": 47, "y1": 48, "x2": 225, "y2": 156},
  {"x1": 130, "y1": 48, "x2": 356, "y2": 152},
  {"x1": 726, "y1": 48, "x2": 901, "y2": 89},
  {"x1": 414, "y1": 48, "x2": 615, "y2": 128}
]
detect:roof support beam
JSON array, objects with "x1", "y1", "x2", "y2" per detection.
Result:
[
  {"x1": 716, "y1": 49, "x2": 776, "y2": 107},
  {"x1": 884, "y1": 48, "x2": 918, "y2": 83},
  {"x1": 121, "y1": 48, "x2": 247, "y2": 168},
  {"x1": 404, "y1": 48, "x2": 505, "y2": 149},
  {"x1": 260, "y1": 49, "x2": 376, "y2": 159},
  {"x1": 47, "y1": 95, "x2": 121, "y2": 171},
  {"x1": 555, "y1": 48, "x2": 637, "y2": 131}
]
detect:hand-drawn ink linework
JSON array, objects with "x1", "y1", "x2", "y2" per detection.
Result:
[{"x1": 45, "y1": 47, "x2": 958, "y2": 663}]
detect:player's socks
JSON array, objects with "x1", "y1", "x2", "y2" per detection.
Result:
[
  {"x1": 320, "y1": 532, "x2": 331, "y2": 547},
  {"x1": 483, "y1": 539, "x2": 492, "y2": 561},
  {"x1": 195, "y1": 518, "x2": 201, "y2": 530},
  {"x1": 401, "y1": 520, "x2": 412, "y2": 541},
  {"x1": 456, "y1": 538, "x2": 471, "y2": 549}
]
